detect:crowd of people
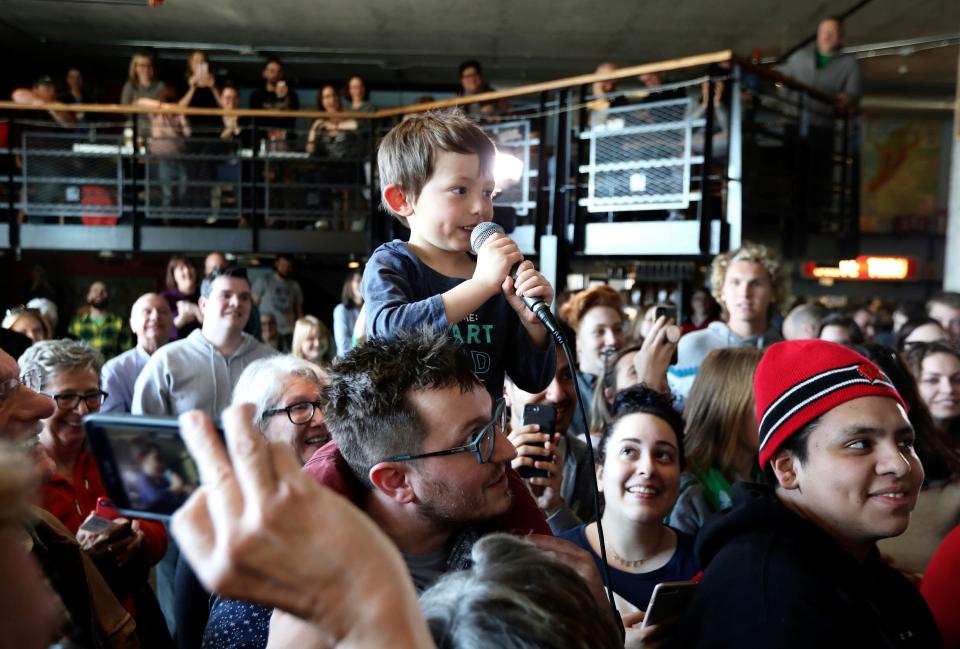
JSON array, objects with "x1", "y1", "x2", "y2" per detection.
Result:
[{"x1": 0, "y1": 101, "x2": 957, "y2": 649}]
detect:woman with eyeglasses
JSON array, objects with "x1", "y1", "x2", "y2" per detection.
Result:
[
  {"x1": 18, "y1": 339, "x2": 172, "y2": 649},
  {"x1": 194, "y1": 355, "x2": 330, "y2": 649}
]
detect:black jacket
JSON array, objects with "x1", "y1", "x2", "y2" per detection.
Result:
[{"x1": 680, "y1": 482, "x2": 940, "y2": 649}]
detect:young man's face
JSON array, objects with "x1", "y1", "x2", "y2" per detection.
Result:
[
  {"x1": 200, "y1": 276, "x2": 252, "y2": 333},
  {"x1": 928, "y1": 301, "x2": 960, "y2": 342},
  {"x1": 779, "y1": 396, "x2": 923, "y2": 557},
  {"x1": 406, "y1": 384, "x2": 516, "y2": 526},
  {"x1": 506, "y1": 348, "x2": 576, "y2": 434},
  {"x1": 460, "y1": 66, "x2": 483, "y2": 94},
  {"x1": 405, "y1": 151, "x2": 494, "y2": 255},
  {"x1": 263, "y1": 62, "x2": 283, "y2": 85},
  {"x1": 575, "y1": 305, "x2": 624, "y2": 377},
  {"x1": 816, "y1": 18, "x2": 842, "y2": 56},
  {"x1": 720, "y1": 260, "x2": 774, "y2": 329}
]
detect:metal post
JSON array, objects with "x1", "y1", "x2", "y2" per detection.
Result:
[
  {"x1": 7, "y1": 112, "x2": 19, "y2": 249},
  {"x1": 697, "y1": 69, "x2": 716, "y2": 254},
  {"x1": 726, "y1": 63, "x2": 743, "y2": 249},
  {"x1": 534, "y1": 92, "x2": 551, "y2": 243},
  {"x1": 251, "y1": 117, "x2": 259, "y2": 253},
  {"x1": 572, "y1": 83, "x2": 589, "y2": 256},
  {"x1": 944, "y1": 45, "x2": 960, "y2": 291},
  {"x1": 550, "y1": 89, "x2": 569, "y2": 253},
  {"x1": 131, "y1": 114, "x2": 139, "y2": 250},
  {"x1": 368, "y1": 116, "x2": 380, "y2": 252}
]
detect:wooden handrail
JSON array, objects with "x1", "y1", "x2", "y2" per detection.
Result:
[
  {"x1": 0, "y1": 49, "x2": 856, "y2": 122},
  {"x1": 0, "y1": 49, "x2": 735, "y2": 122},
  {"x1": 729, "y1": 53, "x2": 848, "y2": 110},
  {"x1": 375, "y1": 50, "x2": 736, "y2": 117}
]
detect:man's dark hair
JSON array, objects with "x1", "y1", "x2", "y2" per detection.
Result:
[
  {"x1": 458, "y1": 59, "x2": 483, "y2": 77},
  {"x1": 895, "y1": 316, "x2": 943, "y2": 353},
  {"x1": 599, "y1": 384, "x2": 685, "y2": 470},
  {"x1": 764, "y1": 417, "x2": 819, "y2": 486},
  {"x1": 818, "y1": 313, "x2": 864, "y2": 345},
  {"x1": 323, "y1": 328, "x2": 482, "y2": 487},
  {"x1": 263, "y1": 57, "x2": 283, "y2": 69},
  {"x1": 200, "y1": 264, "x2": 249, "y2": 298}
]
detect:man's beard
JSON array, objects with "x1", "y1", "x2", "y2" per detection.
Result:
[
  {"x1": 415, "y1": 466, "x2": 512, "y2": 528},
  {"x1": 88, "y1": 298, "x2": 108, "y2": 310}
]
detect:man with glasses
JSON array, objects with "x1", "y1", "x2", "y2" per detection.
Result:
[{"x1": 304, "y1": 328, "x2": 549, "y2": 591}]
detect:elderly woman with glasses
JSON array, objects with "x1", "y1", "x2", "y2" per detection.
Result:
[
  {"x1": 18, "y1": 338, "x2": 172, "y2": 647},
  {"x1": 190, "y1": 355, "x2": 331, "y2": 649},
  {"x1": 231, "y1": 354, "x2": 330, "y2": 464}
]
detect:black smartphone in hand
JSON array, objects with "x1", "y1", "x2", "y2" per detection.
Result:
[{"x1": 518, "y1": 403, "x2": 555, "y2": 480}]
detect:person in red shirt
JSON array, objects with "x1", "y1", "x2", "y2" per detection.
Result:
[
  {"x1": 921, "y1": 524, "x2": 960, "y2": 649},
  {"x1": 19, "y1": 339, "x2": 170, "y2": 648}
]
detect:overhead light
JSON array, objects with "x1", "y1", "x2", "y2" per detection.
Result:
[
  {"x1": 494, "y1": 152, "x2": 524, "y2": 188},
  {"x1": 348, "y1": 260, "x2": 360, "y2": 269}
]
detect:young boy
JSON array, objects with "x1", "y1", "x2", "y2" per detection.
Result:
[{"x1": 363, "y1": 110, "x2": 556, "y2": 399}]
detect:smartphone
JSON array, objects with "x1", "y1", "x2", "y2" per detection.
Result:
[
  {"x1": 79, "y1": 514, "x2": 123, "y2": 535},
  {"x1": 196, "y1": 62, "x2": 209, "y2": 80},
  {"x1": 653, "y1": 304, "x2": 679, "y2": 365},
  {"x1": 641, "y1": 581, "x2": 698, "y2": 628},
  {"x1": 84, "y1": 413, "x2": 206, "y2": 522},
  {"x1": 518, "y1": 403, "x2": 555, "y2": 480},
  {"x1": 654, "y1": 304, "x2": 676, "y2": 323}
]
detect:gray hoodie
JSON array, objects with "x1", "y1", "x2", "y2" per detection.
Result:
[
  {"x1": 132, "y1": 329, "x2": 277, "y2": 420},
  {"x1": 668, "y1": 320, "x2": 782, "y2": 401}
]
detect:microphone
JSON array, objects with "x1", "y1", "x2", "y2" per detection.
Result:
[{"x1": 469, "y1": 221, "x2": 562, "y2": 338}]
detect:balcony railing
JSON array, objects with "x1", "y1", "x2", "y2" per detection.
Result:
[{"x1": 0, "y1": 49, "x2": 858, "y2": 269}]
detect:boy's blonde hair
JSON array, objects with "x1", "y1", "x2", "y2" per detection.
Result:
[{"x1": 377, "y1": 110, "x2": 496, "y2": 227}]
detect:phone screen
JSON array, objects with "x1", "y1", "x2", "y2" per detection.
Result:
[{"x1": 85, "y1": 414, "x2": 201, "y2": 519}]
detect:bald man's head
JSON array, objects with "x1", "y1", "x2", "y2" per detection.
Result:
[
  {"x1": 782, "y1": 303, "x2": 827, "y2": 340},
  {"x1": 130, "y1": 292, "x2": 172, "y2": 353}
]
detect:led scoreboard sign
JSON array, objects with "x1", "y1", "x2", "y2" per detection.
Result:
[{"x1": 802, "y1": 256, "x2": 916, "y2": 281}]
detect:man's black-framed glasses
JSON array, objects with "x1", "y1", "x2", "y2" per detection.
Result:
[
  {"x1": 42, "y1": 390, "x2": 108, "y2": 410},
  {"x1": 382, "y1": 398, "x2": 507, "y2": 465},
  {"x1": 263, "y1": 400, "x2": 323, "y2": 425}
]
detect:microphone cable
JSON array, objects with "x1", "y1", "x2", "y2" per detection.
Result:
[{"x1": 547, "y1": 325, "x2": 620, "y2": 624}]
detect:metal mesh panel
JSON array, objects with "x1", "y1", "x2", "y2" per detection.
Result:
[
  {"x1": 143, "y1": 136, "x2": 245, "y2": 223},
  {"x1": 580, "y1": 98, "x2": 693, "y2": 212},
  {"x1": 23, "y1": 132, "x2": 123, "y2": 222},
  {"x1": 481, "y1": 120, "x2": 538, "y2": 216}
]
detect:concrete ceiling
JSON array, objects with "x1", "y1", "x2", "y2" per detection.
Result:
[{"x1": 0, "y1": 0, "x2": 957, "y2": 93}]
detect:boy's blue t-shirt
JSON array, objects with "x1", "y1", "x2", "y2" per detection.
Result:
[
  {"x1": 362, "y1": 240, "x2": 556, "y2": 399},
  {"x1": 559, "y1": 524, "x2": 699, "y2": 611}
]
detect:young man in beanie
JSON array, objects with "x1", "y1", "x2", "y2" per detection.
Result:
[{"x1": 681, "y1": 339, "x2": 939, "y2": 648}]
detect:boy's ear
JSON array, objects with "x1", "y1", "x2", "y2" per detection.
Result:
[{"x1": 382, "y1": 184, "x2": 415, "y2": 218}]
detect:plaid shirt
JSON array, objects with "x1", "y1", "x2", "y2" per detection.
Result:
[{"x1": 68, "y1": 311, "x2": 132, "y2": 361}]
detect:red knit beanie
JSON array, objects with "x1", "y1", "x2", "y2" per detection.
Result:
[{"x1": 755, "y1": 340, "x2": 906, "y2": 468}]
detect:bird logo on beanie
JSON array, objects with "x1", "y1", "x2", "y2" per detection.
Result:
[
  {"x1": 856, "y1": 363, "x2": 882, "y2": 383},
  {"x1": 755, "y1": 341, "x2": 905, "y2": 468}
]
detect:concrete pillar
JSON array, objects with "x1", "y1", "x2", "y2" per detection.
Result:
[{"x1": 944, "y1": 47, "x2": 960, "y2": 291}]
